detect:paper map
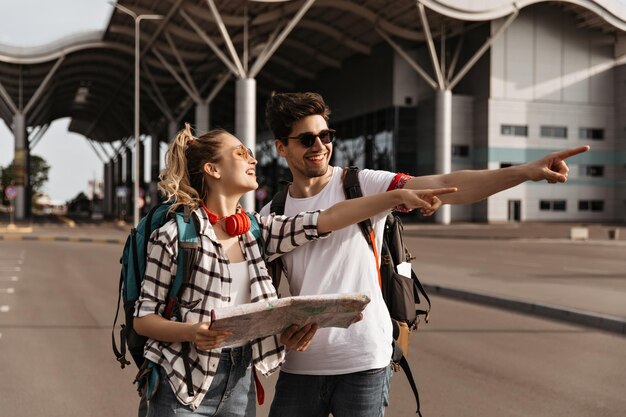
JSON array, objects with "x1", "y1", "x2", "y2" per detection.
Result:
[{"x1": 210, "y1": 293, "x2": 370, "y2": 348}]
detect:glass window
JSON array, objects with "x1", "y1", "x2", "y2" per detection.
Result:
[
  {"x1": 540, "y1": 125, "x2": 568, "y2": 138},
  {"x1": 590, "y1": 201, "x2": 604, "y2": 212},
  {"x1": 554, "y1": 127, "x2": 567, "y2": 138},
  {"x1": 589, "y1": 166, "x2": 604, "y2": 177},
  {"x1": 452, "y1": 145, "x2": 469, "y2": 157},
  {"x1": 501, "y1": 124, "x2": 528, "y2": 137},
  {"x1": 580, "y1": 165, "x2": 605, "y2": 177},
  {"x1": 540, "y1": 200, "x2": 567, "y2": 211},
  {"x1": 553, "y1": 200, "x2": 567, "y2": 211},
  {"x1": 514, "y1": 126, "x2": 527, "y2": 136},
  {"x1": 579, "y1": 200, "x2": 605, "y2": 212},
  {"x1": 579, "y1": 128, "x2": 604, "y2": 140}
]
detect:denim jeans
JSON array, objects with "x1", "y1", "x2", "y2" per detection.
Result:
[
  {"x1": 268, "y1": 365, "x2": 393, "y2": 417},
  {"x1": 147, "y1": 346, "x2": 255, "y2": 417}
]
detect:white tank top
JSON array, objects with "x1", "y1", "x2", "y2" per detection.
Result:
[{"x1": 227, "y1": 261, "x2": 251, "y2": 306}]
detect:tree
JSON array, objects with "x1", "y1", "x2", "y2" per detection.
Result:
[
  {"x1": 67, "y1": 191, "x2": 91, "y2": 215},
  {"x1": 29, "y1": 155, "x2": 50, "y2": 196},
  {"x1": 1, "y1": 154, "x2": 50, "y2": 205}
]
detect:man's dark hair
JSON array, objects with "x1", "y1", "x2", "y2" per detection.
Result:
[{"x1": 265, "y1": 92, "x2": 331, "y2": 143}]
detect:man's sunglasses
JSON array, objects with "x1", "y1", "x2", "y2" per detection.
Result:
[{"x1": 285, "y1": 129, "x2": 336, "y2": 147}]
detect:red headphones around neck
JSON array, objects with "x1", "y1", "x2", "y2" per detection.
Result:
[{"x1": 201, "y1": 202, "x2": 250, "y2": 236}]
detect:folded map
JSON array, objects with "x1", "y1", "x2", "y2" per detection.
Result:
[{"x1": 210, "y1": 293, "x2": 371, "y2": 348}]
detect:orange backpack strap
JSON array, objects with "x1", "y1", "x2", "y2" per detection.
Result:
[{"x1": 342, "y1": 167, "x2": 382, "y2": 288}]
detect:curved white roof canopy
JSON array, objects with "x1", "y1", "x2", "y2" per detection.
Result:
[
  {"x1": 0, "y1": 0, "x2": 623, "y2": 147},
  {"x1": 423, "y1": 0, "x2": 626, "y2": 30}
]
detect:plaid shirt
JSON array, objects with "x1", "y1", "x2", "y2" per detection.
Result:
[{"x1": 136, "y1": 207, "x2": 327, "y2": 409}]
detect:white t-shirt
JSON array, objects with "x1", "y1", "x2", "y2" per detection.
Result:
[{"x1": 260, "y1": 166, "x2": 396, "y2": 375}]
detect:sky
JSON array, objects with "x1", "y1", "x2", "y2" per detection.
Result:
[{"x1": 0, "y1": 0, "x2": 118, "y2": 202}]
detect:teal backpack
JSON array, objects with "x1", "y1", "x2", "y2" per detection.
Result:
[{"x1": 112, "y1": 202, "x2": 262, "y2": 398}]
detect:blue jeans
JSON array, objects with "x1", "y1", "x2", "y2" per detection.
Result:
[
  {"x1": 268, "y1": 365, "x2": 393, "y2": 417},
  {"x1": 147, "y1": 346, "x2": 255, "y2": 417}
]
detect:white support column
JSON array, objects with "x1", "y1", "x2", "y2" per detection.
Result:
[
  {"x1": 13, "y1": 113, "x2": 27, "y2": 220},
  {"x1": 104, "y1": 161, "x2": 114, "y2": 217},
  {"x1": 434, "y1": 89, "x2": 452, "y2": 225},
  {"x1": 235, "y1": 78, "x2": 256, "y2": 211},
  {"x1": 134, "y1": 17, "x2": 141, "y2": 226},
  {"x1": 195, "y1": 102, "x2": 210, "y2": 133}
]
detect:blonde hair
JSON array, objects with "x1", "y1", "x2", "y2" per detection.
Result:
[{"x1": 158, "y1": 123, "x2": 227, "y2": 213}]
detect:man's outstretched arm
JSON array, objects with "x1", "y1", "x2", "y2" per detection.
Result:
[{"x1": 404, "y1": 146, "x2": 590, "y2": 205}]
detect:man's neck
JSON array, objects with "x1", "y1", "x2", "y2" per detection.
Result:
[{"x1": 289, "y1": 166, "x2": 335, "y2": 198}]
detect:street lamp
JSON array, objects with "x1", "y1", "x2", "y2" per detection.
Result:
[{"x1": 111, "y1": 2, "x2": 163, "y2": 225}]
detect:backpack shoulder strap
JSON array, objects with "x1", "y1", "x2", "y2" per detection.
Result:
[
  {"x1": 176, "y1": 210, "x2": 199, "y2": 249},
  {"x1": 267, "y1": 182, "x2": 293, "y2": 292},
  {"x1": 169, "y1": 211, "x2": 199, "y2": 303},
  {"x1": 342, "y1": 166, "x2": 361, "y2": 197},
  {"x1": 167, "y1": 210, "x2": 200, "y2": 397},
  {"x1": 270, "y1": 180, "x2": 291, "y2": 215},
  {"x1": 342, "y1": 167, "x2": 374, "y2": 246},
  {"x1": 247, "y1": 212, "x2": 264, "y2": 254},
  {"x1": 412, "y1": 268, "x2": 432, "y2": 322},
  {"x1": 142, "y1": 203, "x2": 168, "y2": 255},
  {"x1": 343, "y1": 167, "x2": 383, "y2": 288}
]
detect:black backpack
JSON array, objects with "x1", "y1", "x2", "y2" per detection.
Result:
[{"x1": 269, "y1": 167, "x2": 431, "y2": 416}]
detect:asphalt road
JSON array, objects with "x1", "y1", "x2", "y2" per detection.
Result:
[
  {"x1": 1, "y1": 237, "x2": 625, "y2": 417},
  {"x1": 404, "y1": 235, "x2": 626, "y2": 318}
]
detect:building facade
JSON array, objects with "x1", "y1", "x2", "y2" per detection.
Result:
[{"x1": 280, "y1": 3, "x2": 625, "y2": 223}]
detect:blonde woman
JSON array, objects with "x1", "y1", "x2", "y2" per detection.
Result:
[{"x1": 134, "y1": 124, "x2": 456, "y2": 417}]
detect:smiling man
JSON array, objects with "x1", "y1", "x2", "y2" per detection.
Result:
[{"x1": 260, "y1": 91, "x2": 589, "y2": 417}]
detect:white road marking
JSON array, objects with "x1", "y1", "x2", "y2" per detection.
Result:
[
  {"x1": 500, "y1": 260, "x2": 541, "y2": 268},
  {"x1": 562, "y1": 266, "x2": 610, "y2": 275},
  {"x1": 0, "y1": 276, "x2": 18, "y2": 282},
  {"x1": 0, "y1": 267, "x2": 20, "y2": 271},
  {"x1": 0, "y1": 260, "x2": 24, "y2": 265},
  {"x1": 0, "y1": 288, "x2": 15, "y2": 294},
  {"x1": 0, "y1": 305, "x2": 9, "y2": 313}
]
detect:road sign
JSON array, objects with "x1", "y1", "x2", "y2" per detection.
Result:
[{"x1": 4, "y1": 185, "x2": 17, "y2": 201}]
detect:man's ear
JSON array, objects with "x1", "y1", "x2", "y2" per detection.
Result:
[
  {"x1": 204, "y1": 162, "x2": 221, "y2": 179},
  {"x1": 275, "y1": 139, "x2": 286, "y2": 157}
]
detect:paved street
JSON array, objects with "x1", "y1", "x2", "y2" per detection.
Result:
[{"x1": 0, "y1": 222, "x2": 625, "y2": 416}]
